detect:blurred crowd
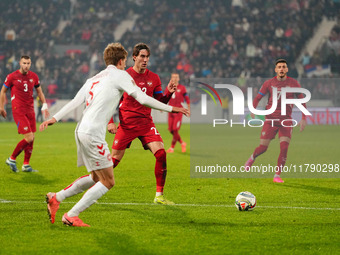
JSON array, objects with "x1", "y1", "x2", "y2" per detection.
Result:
[{"x1": 0, "y1": 0, "x2": 339, "y2": 102}]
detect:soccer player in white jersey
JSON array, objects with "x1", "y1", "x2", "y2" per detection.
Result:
[{"x1": 40, "y1": 43, "x2": 189, "y2": 227}]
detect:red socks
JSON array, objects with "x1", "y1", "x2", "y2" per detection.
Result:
[
  {"x1": 112, "y1": 158, "x2": 120, "y2": 168},
  {"x1": 276, "y1": 141, "x2": 289, "y2": 174},
  {"x1": 24, "y1": 141, "x2": 34, "y2": 165},
  {"x1": 11, "y1": 139, "x2": 29, "y2": 160},
  {"x1": 171, "y1": 130, "x2": 183, "y2": 148},
  {"x1": 154, "y1": 149, "x2": 167, "y2": 193},
  {"x1": 252, "y1": 144, "x2": 268, "y2": 159}
]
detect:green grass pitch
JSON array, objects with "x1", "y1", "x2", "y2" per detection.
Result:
[{"x1": 0, "y1": 122, "x2": 339, "y2": 255}]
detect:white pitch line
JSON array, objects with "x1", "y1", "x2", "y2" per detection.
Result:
[{"x1": 0, "y1": 199, "x2": 339, "y2": 211}]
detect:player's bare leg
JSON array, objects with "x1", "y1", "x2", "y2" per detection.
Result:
[
  {"x1": 244, "y1": 139, "x2": 271, "y2": 171},
  {"x1": 111, "y1": 149, "x2": 125, "y2": 168},
  {"x1": 148, "y1": 141, "x2": 174, "y2": 205},
  {"x1": 62, "y1": 167, "x2": 115, "y2": 227},
  {"x1": 273, "y1": 137, "x2": 290, "y2": 183}
]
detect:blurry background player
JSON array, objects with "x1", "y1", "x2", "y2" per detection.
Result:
[
  {"x1": 0, "y1": 55, "x2": 49, "y2": 173},
  {"x1": 244, "y1": 59, "x2": 307, "y2": 183},
  {"x1": 36, "y1": 96, "x2": 43, "y2": 122},
  {"x1": 108, "y1": 43, "x2": 177, "y2": 205},
  {"x1": 165, "y1": 73, "x2": 190, "y2": 153},
  {"x1": 41, "y1": 43, "x2": 189, "y2": 227}
]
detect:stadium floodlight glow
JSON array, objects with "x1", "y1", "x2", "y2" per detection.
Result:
[{"x1": 201, "y1": 84, "x2": 312, "y2": 116}]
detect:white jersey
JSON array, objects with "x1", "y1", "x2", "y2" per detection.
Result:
[{"x1": 53, "y1": 65, "x2": 172, "y2": 139}]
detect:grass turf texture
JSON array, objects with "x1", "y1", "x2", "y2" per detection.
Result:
[{"x1": 0, "y1": 122, "x2": 339, "y2": 255}]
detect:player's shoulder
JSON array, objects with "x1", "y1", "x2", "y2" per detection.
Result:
[
  {"x1": 7, "y1": 70, "x2": 19, "y2": 78},
  {"x1": 263, "y1": 77, "x2": 275, "y2": 86},
  {"x1": 145, "y1": 69, "x2": 160, "y2": 79},
  {"x1": 28, "y1": 70, "x2": 38, "y2": 77},
  {"x1": 178, "y1": 84, "x2": 186, "y2": 90},
  {"x1": 126, "y1": 67, "x2": 134, "y2": 75},
  {"x1": 286, "y1": 76, "x2": 300, "y2": 86}
]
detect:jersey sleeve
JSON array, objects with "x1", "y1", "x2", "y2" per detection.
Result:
[
  {"x1": 34, "y1": 73, "x2": 40, "y2": 88},
  {"x1": 182, "y1": 86, "x2": 190, "y2": 104},
  {"x1": 53, "y1": 80, "x2": 88, "y2": 121},
  {"x1": 253, "y1": 80, "x2": 269, "y2": 109},
  {"x1": 153, "y1": 76, "x2": 172, "y2": 103},
  {"x1": 3, "y1": 74, "x2": 12, "y2": 89},
  {"x1": 117, "y1": 71, "x2": 140, "y2": 96}
]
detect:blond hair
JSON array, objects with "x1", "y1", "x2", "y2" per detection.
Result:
[{"x1": 103, "y1": 43, "x2": 127, "y2": 66}]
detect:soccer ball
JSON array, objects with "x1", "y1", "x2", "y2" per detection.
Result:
[{"x1": 235, "y1": 191, "x2": 256, "y2": 211}]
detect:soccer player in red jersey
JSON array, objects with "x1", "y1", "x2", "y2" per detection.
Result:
[
  {"x1": 0, "y1": 56, "x2": 49, "y2": 172},
  {"x1": 108, "y1": 43, "x2": 179, "y2": 204},
  {"x1": 165, "y1": 73, "x2": 190, "y2": 153},
  {"x1": 244, "y1": 59, "x2": 307, "y2": 183}
]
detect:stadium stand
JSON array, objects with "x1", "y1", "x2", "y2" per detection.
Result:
[{"x1": 0, "y1": 0, "x2": 339, "y2": 103}]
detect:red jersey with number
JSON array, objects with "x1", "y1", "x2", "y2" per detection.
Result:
[
  {"x1": 4, "y1": 70, "x2": 40, "y2": 112},
  {"x1": 119, "y1": 67, "x2": 171, "y2": 130},
  {"x1": 256, "y1": 76, "x2": 302, "y2": 120},
  {"x1": 166, "y1": 84, "x2": 190, "y2": 107}
]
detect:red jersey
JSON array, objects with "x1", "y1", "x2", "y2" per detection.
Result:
[
  {"x1": 166, "y1": 84, "x2": 190, "y2": 107},
  {"x1": 254, "y1": 76, "x2": 303, "y2": 120},
  {"x1": 119, "y1": 67, "x2": 172, "y2": 130},
  {"x1": 4, "y1": 70, "x2": 40, "y2": 112}
]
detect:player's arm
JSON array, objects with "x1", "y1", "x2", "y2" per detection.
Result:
[
  {"x1": 183, "y1": 89, "x2": 190, "y2": 112},
  {"x1": 35, "y1": 86, "x2": 50, "y2": 119},
  {"x1": 0, "y1": 85, "x2": 8, "y2": 118},
  {"x1": 121, "y1": 73, "x2": 189, "y2": 116},
  {"x1": 297, "y1": 91, "x2": 307, "y2": 132},
  {"x1": 108, "y1": 117, "x2": 117, "y2": 134},
  {"x1": 39, "y1": 82, "x2": 87, "y2": 131},
  {"x1": 154, "y1": 79, "x2": 176, "y2": 104},
  {"x1": 251, "y1": 83, "x2": 268, "y2": 118}
]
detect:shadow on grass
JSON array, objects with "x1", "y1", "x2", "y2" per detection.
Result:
[
  {"x1": 10, "y1": 173, "x2": 56, "y2": 186},
  {"x1": 283, "y1": 181, "x2": 340, "y2": 196}
]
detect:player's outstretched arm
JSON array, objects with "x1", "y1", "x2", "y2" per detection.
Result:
[
  {"x1": 172, "y1": 106, "x2": 190, "y2": 117},
  {"x1": 39, "y1": 117, "x2": 57, "y2": 131},
  {"x1": 0, "y1": 86, "x2": 8, "y2": 118},
  {"x1": 36, "y1": 86, "x2": 50, "y2": 119},
  {"x1": 298, "y1": 118, "x2": 306, "y2": 132}
]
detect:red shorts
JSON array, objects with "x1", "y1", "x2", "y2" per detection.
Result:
[
  {"x1": 260, "y1": 119, "x2": 293, "y2": 140},
  {"x1": 12, "y1": 110, "x2": 36, "y2": 134},
  {"x1": 112, "y1": 124, "x2": 163, "y2": 150},
  {"x1": 168, "y1": 113, "x2": 183, "y2": 132}
]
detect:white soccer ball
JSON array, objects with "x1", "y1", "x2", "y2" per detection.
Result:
[{"x1": 235, "y1": 191, "x2": 256, "y2": 211}]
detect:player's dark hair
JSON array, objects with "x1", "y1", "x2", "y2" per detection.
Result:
[
  {"x1": 103, "y1": 43, "x2": 127, "y2": 66},
  {"x1": 275, "y1": 59, "x2": 287, "y2": 66},
  {"x1": 132, "y1": 43, "x2": 150, "y2": 60},
  {"x1": 20, "y1": 55, "x2": 31, "y2": 60}
]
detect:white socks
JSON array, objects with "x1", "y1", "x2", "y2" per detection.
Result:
[
  {"x1": 68, "y1": 181, "x2": 109, "y2": 217},
  {"x1": 156, "y1": 192, "x2": 163, "y2": 197},
  {"x1": 56, "y1": 175, "x2": 95, "y2": 202}
]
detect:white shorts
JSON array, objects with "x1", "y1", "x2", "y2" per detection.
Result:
[{"x1": 75, "y1": 132, "x2": 113, "y2": 172}]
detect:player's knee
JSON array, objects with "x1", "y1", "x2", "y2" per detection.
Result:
[
  {"x1": 108, "y1": 178, "x2": 115, "y2": 189},
  {"x1": 24, "y1": 133, "x2": 34, "y2": 143},
  {"x1": 154, "y1": 149, "x2": 166, "y2": 162},
  {"x1": 104, "y1": 178, "x2": 115, "y2": 189}
]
